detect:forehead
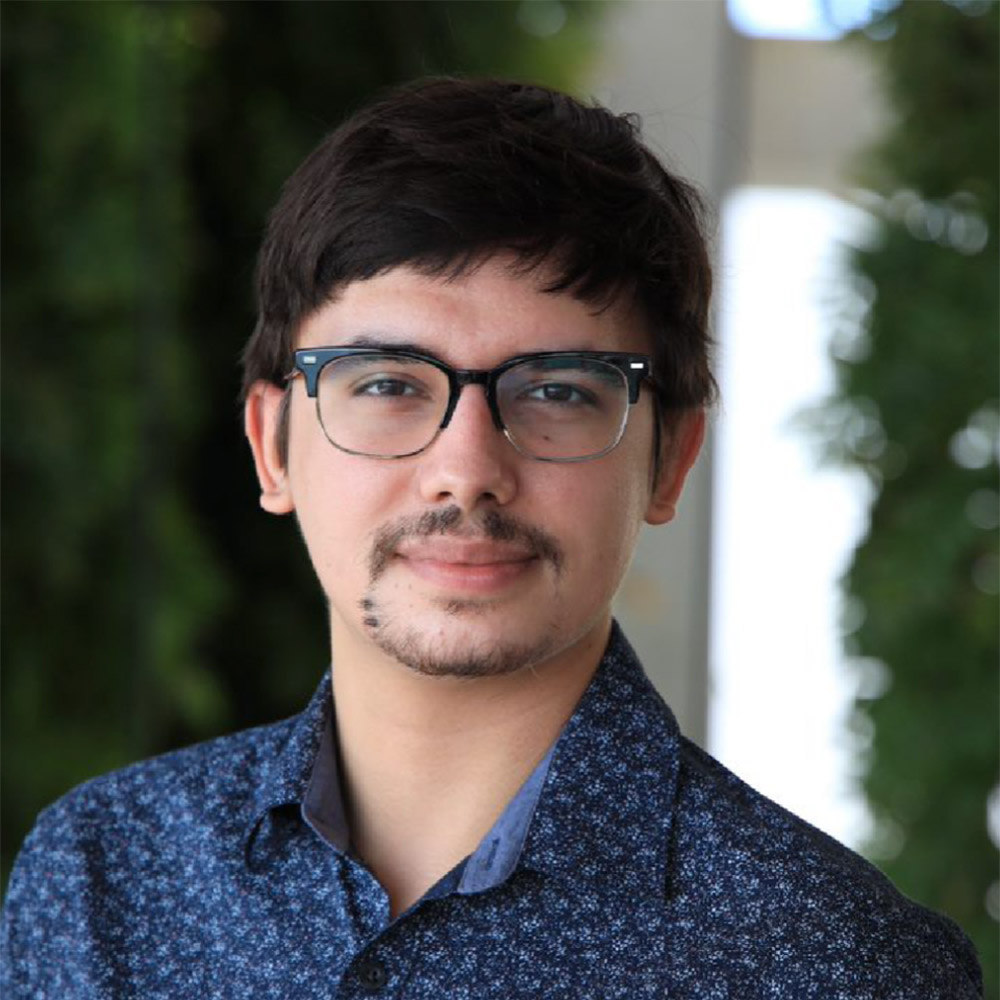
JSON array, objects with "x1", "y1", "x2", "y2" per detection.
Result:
[{"x1": 295, "y1": 255, "x2": 651, "y2": 365}]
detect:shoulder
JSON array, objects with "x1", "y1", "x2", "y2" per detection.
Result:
[
  {"x1": 1, "y1": 712, "x2": 308, "y2": 996},
  {"x1": 24, "y1": 712, "x2": 296, "y2": 851},
  {"x1": 1, "y1": 714, "x2": 299, "y2": 996},
  {"x1": 667, "y1": 736, "x2": 983, "y2": 997}
]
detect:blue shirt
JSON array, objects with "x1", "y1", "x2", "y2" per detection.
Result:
[{"x1": 1, "y1": 624, "x2": 981, "y2": 998}]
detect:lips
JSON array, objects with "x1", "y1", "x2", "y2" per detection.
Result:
[
  {"x1": 367, "y1": 507, "x2": 564, "y2": 587},
  {"x1": 394, "y1": 539, "x2": 539, "y2": 593},
  {"x1": 395, "y1": 539, "x2": 536, "y2": 565}
]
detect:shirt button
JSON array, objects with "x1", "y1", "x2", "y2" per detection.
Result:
[{"x1": 357, "y1": 960, "x2": 388, "y2": 992}]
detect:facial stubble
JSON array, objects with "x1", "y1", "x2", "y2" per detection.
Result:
[{"x1": 359, "y1": 507, "x2": 566, "y2": 679}]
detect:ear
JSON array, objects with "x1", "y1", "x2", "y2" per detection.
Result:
[
  {"x1": 244, "y1": 380, "x2": 295, "y2": 515},
  {"x1": 645, "y1": 409, "x2": 705, "y2": 526}
]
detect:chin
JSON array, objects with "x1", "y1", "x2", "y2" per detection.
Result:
[{"x1": 364, "y1": 600, "x2": 562, "y2": 680}]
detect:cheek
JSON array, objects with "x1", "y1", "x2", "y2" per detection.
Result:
[
  {"x1": 547, "y1": 460, "x2": 650, "y2": 581},
  {"x1": 288, "y1": 441, "x2": 399, "y2": 585},
  {"x1": 595, "y1": 478, "x2": 648, "y2": 565}
]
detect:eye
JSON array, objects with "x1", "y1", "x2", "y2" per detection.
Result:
[
  {"x1": 521, "y1": 382, "x2": 597, "y2": 406},
  {"x1": 354, "y1": 378, "x2": 423, "y2": 398}
]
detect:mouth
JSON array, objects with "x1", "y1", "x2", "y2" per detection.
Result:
[
  {"x1": 396, "y1": 539, "x2": 536, "y2": 564},
  {"x1": 395, "y1": 540, "x2": 540, "y2": 593},
  {"x1": 367, "y1": 507, "x2": 564, "y2": 594}
]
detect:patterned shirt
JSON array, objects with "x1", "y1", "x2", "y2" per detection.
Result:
[{"x1": 1, "y1": 624, "x2": 982, "y2": 998}]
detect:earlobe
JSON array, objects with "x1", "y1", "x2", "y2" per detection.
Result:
[
  {"x1": 645, "y1": 409, "x2": 705, "y2": 526},
  {"x1": 244, "y1": 381, "x2": 295, "y2": 515}
]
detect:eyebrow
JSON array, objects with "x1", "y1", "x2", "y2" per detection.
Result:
[
  {"x1": 340, "y1": 334, "x2": 449, "y2": 365},
  {"x1": 331, "y1": 335, "x2": 623, "y2": 373}
]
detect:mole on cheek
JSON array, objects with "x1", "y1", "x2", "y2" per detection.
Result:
[{"x1": 359, "y1": 596, "x2": 380, "y2": 629}]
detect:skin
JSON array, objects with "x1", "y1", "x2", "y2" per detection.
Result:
[{"x1": 245, "y1": 255, "x2": 704, "y2": 916}]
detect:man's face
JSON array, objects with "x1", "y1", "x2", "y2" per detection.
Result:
[{"x1": 247, "y1": 256, "x2": 701, "y2": 679}]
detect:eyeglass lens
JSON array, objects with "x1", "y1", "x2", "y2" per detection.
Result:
[{"x1": 314, "y1": 353, "x2": 631, "y2": 460}]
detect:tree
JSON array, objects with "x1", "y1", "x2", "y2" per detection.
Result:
[
  {"x1": 818, "y1": 1, "x2": 998, "y2": 990},
  {"x1": 1, "y1": 0, "x2": 603, "y2": 889}
]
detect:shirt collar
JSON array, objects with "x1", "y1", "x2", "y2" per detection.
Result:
[
  {"x1": 244, "y1": 673, "x2": 333, "y2": 864},
  {"x1": 243, "y1": 670, "x2": 556, "y2": 883},
  {"x1": 301, "y1": 704, "x2": 350, "y2": 850},
  {"x1": 294, "y1": 690, "x2": 558, "y2": 893},
  {"x1": 244, "y1": 621, "x2": 681, "y2": 903},
  {"x1": 457, "y1": 741, "x2": 555, "y2": 894},
  {"x1": 515, "y1": 622, "x2": 681, "y2": 901}
]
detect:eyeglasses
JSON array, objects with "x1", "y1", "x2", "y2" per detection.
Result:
[{"x1": 287, "y1": 347, "x2": 654, "y2": 462}]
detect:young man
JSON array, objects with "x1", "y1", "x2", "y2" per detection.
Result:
[{"x1": 2, "y1": 78, "x2": 981, "y2": 998}]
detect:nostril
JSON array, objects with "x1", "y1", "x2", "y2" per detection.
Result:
[{"x1": 418, "y1": 446, "x2": 518, "y2": 509}]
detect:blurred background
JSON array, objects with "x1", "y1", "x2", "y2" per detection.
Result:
[{"x1": 2, "y1": 0, "x2": 996, "y2": 989}]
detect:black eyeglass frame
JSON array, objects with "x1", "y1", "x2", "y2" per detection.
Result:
[{"x1": 287, "y1": 347, "x2": 655, "y2": 462}]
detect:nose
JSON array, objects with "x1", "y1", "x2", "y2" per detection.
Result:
[{"x1": 416, "y1": 383, "x2": 518, "y2": 510}]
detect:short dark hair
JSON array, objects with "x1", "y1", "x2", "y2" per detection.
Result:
[{"x1": 242, "y1": 76, "x2": 716, "y2": 435}]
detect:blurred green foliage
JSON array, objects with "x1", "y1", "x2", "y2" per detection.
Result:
[
  {"x1": 1, "y1": 0, "x2": 603, "y2": 890},
  {"x1": 819, "y1": 1, "x2": 998, "y2": 990}
]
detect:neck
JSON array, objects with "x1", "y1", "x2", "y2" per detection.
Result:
[{"x1": 329, "y1": 616, "x2": 610, "y2": 918}]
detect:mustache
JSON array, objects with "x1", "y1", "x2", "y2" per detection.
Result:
[{"x1": 368, "y1": 506, "x2": 564, "y2": 581}]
